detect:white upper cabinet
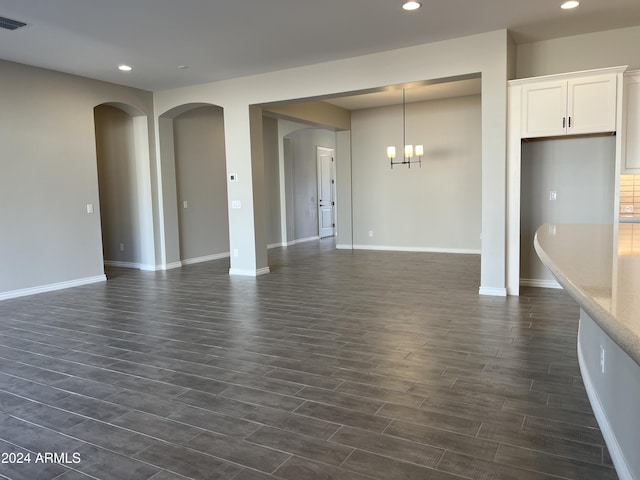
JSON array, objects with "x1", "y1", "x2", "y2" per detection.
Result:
[
  {"x1": 623, "y1": 72, "x2": 640, "y2": 172},
  {"x1": 521, "y1": 74, "x2": 617, "y2": 139}
]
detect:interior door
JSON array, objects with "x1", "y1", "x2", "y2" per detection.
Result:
[{"x1": 317, "y1": 147, "x2": 335, "y2": 238}]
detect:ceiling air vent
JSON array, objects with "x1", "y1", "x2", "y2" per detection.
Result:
[{"x1": 0, "y1": 16, "x2": 27, "y2": 31}]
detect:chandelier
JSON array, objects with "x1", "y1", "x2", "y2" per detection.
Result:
[{"x1": 386, "y1": 88, "x2": 423, "y2": 169}]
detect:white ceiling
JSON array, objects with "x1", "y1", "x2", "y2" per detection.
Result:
[{"x1": 1, "y1": 0, "x2": 639, "y2": 93}]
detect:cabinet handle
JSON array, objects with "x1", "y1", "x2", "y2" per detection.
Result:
[
  {"x1": 568, "y1": 116, "x2": 572, "y2": 128},
  {"x1": 562, "y1": 117, "x2": 566, "y2": 128}
]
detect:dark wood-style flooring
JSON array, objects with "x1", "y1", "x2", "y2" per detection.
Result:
[{"x1": 0, "y1": 240, "x2": 618, "y2": 479}]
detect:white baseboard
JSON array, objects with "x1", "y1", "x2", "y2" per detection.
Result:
[
  {"x1": 104, "y1": 261, "x2": 163, "y2": 271},
  {"x1": 229, "y1": 266, "x2": 271, "y2": 276},
  {"x1": 336, "y1": 244, "x2": 353, "y2": 250},
  {"x1": 139, "y1": 264, "x2": 161, "y2": 272},
  {"x1": 268, "y1": 243, "x2": 284, "y2": 249},
  {"x1": 104, "y1": 260, "x2": 141, "y2": 269},
  {"x1": 351, "y1": 244, "x2": 481, "y2": 255},
  {"x1": 291, "y1": 236, "x2": 321, "y2": 245},
  {"x1": 578, "y1": 342, "x2": 634, "y2": 480},
  {"x1": 478, "y1": 286, "x2": 508, "y2": 297},
  {"x1": 520, "y1": 278, "x2": 562, "y2": 289},
  {"x1": 0, "y1": 275, "x2": 107, "y2": 301},
  {"x1": 181, "y1": 252, "x2": 230, "y2": 265},
  {"x1": 163, "y1": 261, "x2": 183, "y2": 270}
]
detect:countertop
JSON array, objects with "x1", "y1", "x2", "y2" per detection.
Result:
[{"x1": 534, "y1": 223, "x2": 640, "y2": 367}]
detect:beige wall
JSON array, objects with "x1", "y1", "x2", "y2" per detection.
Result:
[
  {"x1": 517, "y1": 25, "x2": 640, "y2": 78},
  {"x1": 351, "y1": 95, "x2": 482, "y2": 252},
  {"x1": 0, "y1": 59, "x2": 156, "y2": 298},
  {"x1": 263, "y1": 101, "x2": 350, "y2": 131},
  {"x1": 173, "y1": 106, "x2": 229, "y2": 262},
  {"x1": 262, "y1": 116, "x2": 282, "y2": 246},
  {"x1": 94, "y1": 105, "x2": 141, "y2": 265}
]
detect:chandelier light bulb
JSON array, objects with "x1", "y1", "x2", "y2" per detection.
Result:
[{"x1": 405, "y1": 145, "x2": 414, "y2": 158}]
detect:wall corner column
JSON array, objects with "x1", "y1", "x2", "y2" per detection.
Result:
[{"x1": 224, "y1": 103, "x2": 270, "y2": 276}]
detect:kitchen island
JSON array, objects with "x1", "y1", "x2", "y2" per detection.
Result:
[{"x1": 534, "y1": 223, "x2": 640, "y2": 480}]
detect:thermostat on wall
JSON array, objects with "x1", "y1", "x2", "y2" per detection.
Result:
[{"x1": 229, "y1": 173, "x2": 238, "y2": 182}]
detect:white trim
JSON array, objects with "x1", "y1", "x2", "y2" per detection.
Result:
[
  {"x1": 507, "y1": 286, "x2": 520, "y2": 296},
  {"x1": 509, "y1": 65, "x2": 628, "y2": 86},
  {"x1": 139, "y1": 264, "x2": 161, "y2": 272},
  {"x1": 268, "y1": 243, "x2": 284, "y2": 249},
  {"x1": 229, "y1": 267, "x2": 271, "y2": 276},
  {"x1": 256, "y1": 266, "x2": 271, "y2": 276},
  {"x1": 292, "y1": 236, "x2": 321, "y2": 245},
  {"x1": 104, "y1": 260, "x2": 162, "y2": 271},
  {"x1": 336, "y1": 244, "x2": 353, "y2": 250},
  {"x1": 181, "y1": 252, "x2": 230, "y2": 265},
  {"x1": 519, "y1": 278, "x2": 562, "y2": 289},
  {"x1": 351, "y1": 244, "x2": 481, "y2": 255},
  {"x1": 578, "y1": 342, "x2": 634, "y2": 480},
  {"x1": 163, "y1": 261, "x2": 183, "y2": 270},
  {"x1": 0, "y1": 275, "x2": 107, "y2": 301},
  {"x1": 478, "y1": 286, "x2": 508, "y2": 297},
  {"x1": 104, "y1": 260, "x2": 141, "y2": 269}
]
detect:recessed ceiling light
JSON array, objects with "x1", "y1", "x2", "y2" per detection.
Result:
[
  {"x1": 118, "y1": 64, "x2": 132, "y2": 72},
  {"x1": 561, "y1": 1, "x2": 580, "y2": 9},
  {"x1": 402, "y1": 1, "x2": 422, "y2": 11}
]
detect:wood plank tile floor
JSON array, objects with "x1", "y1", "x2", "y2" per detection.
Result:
[{"x1": 0, "y1": 239, "x2": 618, "y2": 480}]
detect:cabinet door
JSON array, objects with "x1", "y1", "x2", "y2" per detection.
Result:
[
  {"x1": 624, "y1": 75, "x2": 640, "y2": 171},
  {"x1": 567, "y1": 75, "x2": 617, "y2": 135},
  {"x1": 521, "y1": 80, "x2": 567, "y2": 138}
]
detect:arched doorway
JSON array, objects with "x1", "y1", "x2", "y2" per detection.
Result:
[
  {"x1": 94, "y1": 103, "x2": 155, "y2": 271},
  {"x1": 158, "y1": 103, "x2": 230, "y2": 267}
]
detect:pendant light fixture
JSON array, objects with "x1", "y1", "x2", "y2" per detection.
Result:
[{"x1": 387, "y1": 88, "x2": 423, "y2": 169}]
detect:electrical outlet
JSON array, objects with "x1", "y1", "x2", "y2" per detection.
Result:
[
  {"x1": 233, "y1": 249, "x2": 239, "y2": 257},
  {"x1": 621, "y1": 204, "x2": 634, "y2": 213},
  {"x1": 549, "y1": 190, "x2": 557, "y2": 201},
  {"x1": 120, "y1": 243, "x2": 125, "y2": 252},
  {"x1": 600, "y1": 345, "x2": 605, "y2": 373},
  {"x1": 368, "y1": 230, "x2": 374, "y2": 237}
]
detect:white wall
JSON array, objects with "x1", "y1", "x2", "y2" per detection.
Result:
[
  {"x1": 351, "y1": 95, "x2": 482, "y2": 252},
  {"x1": 517, "y1": 25, "x2": 640, "y2": 78},
  {"x1": 0, "y1": 59, "x2": 156, "y2": 299},
  {"x1": 173, "y1": 106, "x2": 229, "y2": 263}
]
